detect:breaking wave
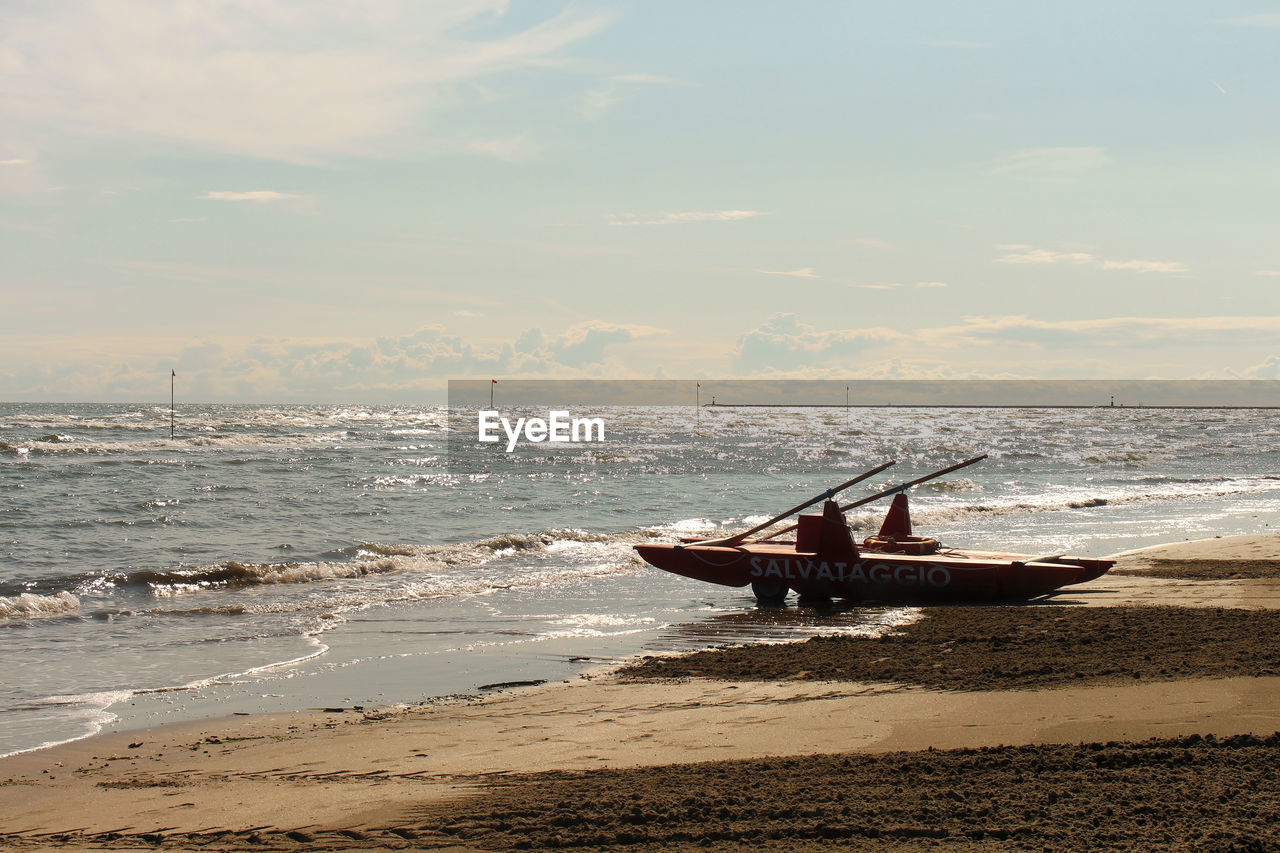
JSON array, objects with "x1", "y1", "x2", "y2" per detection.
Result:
[
  {"x1": 0, "y1": 591, "x2": 80, "y2": 620},
  {"x1": 843, "y1": 477, "x2": 1280, "y2": 531},
  {"x1": 3, "y1": 528, "x2": 657, "y2": 606},
  {"x1": 917, "y1": 477, "x2": 980, "y2": 493}
]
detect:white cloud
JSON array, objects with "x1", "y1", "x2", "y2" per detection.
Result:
[
  {"x1": 199, "y1": 191, "x2": 299, "y2": 202},
  {"x1": 996, "y1": 248, "x2": 1095, "y2": 265},
  {"x1": 550, "y1": 321, "x2": 667, "y2": 367},
  {"x1": 0, "y1": 159, "x2": 28, "y2": 165},
  {"x1": 995, "y1": 245, "x2": 1187, "y2": 274},
  {"x1": 724, "y1": 313, "x2": 1280, "y2": 378},
  {"x1": 582, "y1": 87, "x2": 624, "y2": 119},
  {"x1": 995, "y1": 146, "x2": 1113, "y2": 177},
  {"x1": 731, "y1": 313, "x2": 905, "y2": 374},
  {"x1": 583, "y1": 71, "x2": 686, "y2": 119},
  {"x1": 0, "y1": 320, "x2": 675, "y2": 401},
  {"x1": 1099, "y1": 259, "x2": 1189, "y2": 273},
  {"x1": 759, "y1": 267, "x2": 818, "y2": 278},
  {"x1": 1237, "y1": 355, "x2": 1280, "y2": 379},
  {"x1": 934, "y1": 315, "x2": 1280, "y2": 349},
  {"x1": 916, "y1": 281, "x2": 948, "y2": 288},
  {"x1": 0, "y1": 2, "x2": 612, "y2": 162},
  {"x1": 467, "y1": 135, "x2": 531, "y2": 161},
  {"x1": 854, "y1": 283, "x2": 901, "y2": 290},
  {"x1": 610, "y1": 210, "x2": 767, "y2": 226},
  {"x1": 1252, "y1": 270, "x2": 1280, "y2": 277}
]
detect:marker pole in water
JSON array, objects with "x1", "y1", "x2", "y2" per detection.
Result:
[
  {"x1": 491, "y1": 378, "x2": 496, "y2": 409},
  {"x1": 696, "y1": 382, "x2": 700, "y2": 422},
  {"x1": 170, "y1": 370, "x2": 175, "y2": 438}
]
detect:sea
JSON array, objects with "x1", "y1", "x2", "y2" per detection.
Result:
[{"x1": 3, "y1": 402, "x2": 1279, "y2": 758}]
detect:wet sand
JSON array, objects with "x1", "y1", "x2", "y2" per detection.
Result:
[
  {"x1": 4, "y1": 535, "x2": 1280, "y2": 850},
  {"x1": 616, "y1": 605, "x2": 1280, "y2": 689}
]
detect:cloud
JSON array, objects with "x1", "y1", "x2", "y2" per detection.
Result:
[
  {"x1": 610, "y1": 210, "x2": 767, "y2": 226},
  {"x1": 935, "y1": 315, "x2": 1280, "y2": 349},
  {"x1": 0, "y1": 159, "x2": 28, "y2": 165},
  {"x1": 995, "y1": 245, "x2": 1187, "y2": 273},
  {"x1": 199, "y1": 191, "x2": 299, "y2": 202},
  {"x1": 995, "y1": 146, "x2": 1113, "y2": 178},
  {"x1": 1237, "y1": 355, "x2": 1280, "y2": 379},
  {"x1": 1217, "y1": 14, "x2": 1280, "y2": 27},
  {"x1": 854, "y1": 283, "x2": 901, "y2": 290},
  {"x1": 0, "y1": 320, "x2": 673, "y2": 401},
  {"x1": 996, "y1": 248, "x2": 1095, "y2": 265},
  {"x1": 759, "y1": 267, "x2": 818, "y2": 278},
  {"x1": 731, "y1": 313, "x2": 905, "y2": 374},
  {"x1": 1099, "y1": 259, "x2": 1189, "y2": 273},
  {"x1": 1253, "y1": 270, "x2": 1280, "y2": 277},
  {"x1": 916, "y1": 281, "x2": 948, "y2": 288},
  {"x1": 6, "y1": 311, "x2": 1280, "y2": 399},
  {"x1": 720, "y1": 312, "x2": 1280, "y2": 379},
  {"x1": 582, "y1": 71, "x2": 686, "y2": 119},
  {"x1": 549, "y1": 322, "x2": 667, "y2": 368},
  {"x1": 466, "y1": 135, "x2": 531, "y2": 161},
  {"x1": 0, "y1": 2, "x2": 611, "y2": 162}
]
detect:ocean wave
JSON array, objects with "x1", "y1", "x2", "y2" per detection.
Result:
[
  {"x1": 1, "y1": 528, "x2": 653, "y2": 606},
  {"x1": 136, "y1": 557, "x2": 404, "y2": 593},
  {"x1": 0, "y1": 591, "x2": 80, "y2": 620},
  {"x1": 918, "y1": 477, "x2": 980, "y2": 493},
  {"x1": 841, "y1": 477, "x2": 1280, "y2": 531},
  {"x1": 3, "y1": 432, "x2": 328, "y2": 456},
  {"x1": 139, "y1": 557, "x2": 647, "y2": 619},
  {"x1": 87, "y1": 529, "x2": 649, "y2": 597}
]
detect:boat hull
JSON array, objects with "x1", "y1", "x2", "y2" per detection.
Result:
[{"x1": 634, "y1": 542, "x2": 1112, "y2": 602}]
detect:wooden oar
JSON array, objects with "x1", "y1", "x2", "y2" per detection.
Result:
[
  {"x1": 758, "y1": 454, "x2": 989, "y2": 542},
  {"x1": 685, "y1": 459, "x2": 896, "y2": 548}
]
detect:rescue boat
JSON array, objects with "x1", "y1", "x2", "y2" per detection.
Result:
[{"x1": 634, "y1": 456, "x2": 1113, "y2": 604}]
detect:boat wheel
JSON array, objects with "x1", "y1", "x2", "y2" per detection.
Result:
[{"x1": 751, "y1": 582, "x2": 788, "y2": 606}]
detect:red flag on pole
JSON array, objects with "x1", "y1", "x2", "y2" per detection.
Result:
[{"x1": 172, "y1": 370, "x2": 176, "y2": 377}]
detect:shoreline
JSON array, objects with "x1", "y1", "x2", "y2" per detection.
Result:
[{"x1": 5, "y1": 535, "x2": 1280, "y2": 849}]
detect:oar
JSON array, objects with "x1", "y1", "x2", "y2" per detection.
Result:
[
  {"x1": 685, "y1": 459, "x2": 896, "y2": 548},
  {"x1": 758, "y1": 454, "x2": 988, "y2": 542}
]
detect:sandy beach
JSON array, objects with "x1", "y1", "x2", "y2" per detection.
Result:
[{"x1": 5, "y1": 534, "x2": 1280, "y2": 851}]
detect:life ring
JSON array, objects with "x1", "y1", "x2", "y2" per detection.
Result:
[{"x1": 862, "y1": 535, "x2": 940, "y2": 556}]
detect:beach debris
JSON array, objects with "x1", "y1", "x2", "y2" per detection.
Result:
[{"x1": 477, "y1": 679, "x2": 547, "y2": 691}]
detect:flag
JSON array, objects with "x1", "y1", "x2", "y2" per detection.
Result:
[
  {"x1": 492, "y1": 379, "x2": 498, "y2": 384},
  {"x1": 172, "y1": 370, "x2": 176, "y2": 377}
]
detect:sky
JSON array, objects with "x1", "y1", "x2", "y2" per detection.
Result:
[{"x1": 2, "y1": 1, "x2": 1279, "y2": 402}]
